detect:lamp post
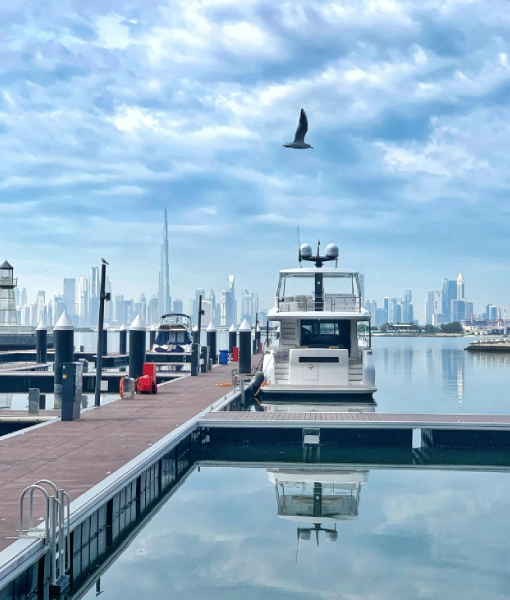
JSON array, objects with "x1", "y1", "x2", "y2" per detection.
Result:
[{"x1": 94, "y1": 260, "x2": 111, "y2": 407}]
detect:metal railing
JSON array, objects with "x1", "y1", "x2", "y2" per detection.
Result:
[
  {"x1": 19, "y1": 479, "x2": 70, "y2": 588},
  {"x1": 277, "y1": 294, "x2": 362, "y2": 313}
]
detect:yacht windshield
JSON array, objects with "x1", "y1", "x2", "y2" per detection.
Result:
[
  {"x1": 300, "y1": 320, "x2": 351, "y2": 349},
  {"x1": 279, "y1": 274, "x2": 358, "y2": 297}
]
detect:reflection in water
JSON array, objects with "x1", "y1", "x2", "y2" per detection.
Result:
[
  {"x1": 441, "y1": 348, "x2": 465, "y2": 400},
  {"x1": 268, "y1": 468, "x2": 368, "y2": 547}
]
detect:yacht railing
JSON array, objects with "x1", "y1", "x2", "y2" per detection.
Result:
[{"x1": 277, "y1": 294, "x2": 362, "y2": 313}]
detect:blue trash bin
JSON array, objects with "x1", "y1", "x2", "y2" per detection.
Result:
[{"x1": 219, "y1": 350, "x2": 229, "y2": 365}]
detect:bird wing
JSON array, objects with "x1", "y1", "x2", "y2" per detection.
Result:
[{"x1": 293, "y1": 109, "x2": 308, "y2": 143}]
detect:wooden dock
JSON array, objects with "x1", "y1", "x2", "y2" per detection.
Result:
[
  {"x1": 0, "y1": 360, "x2": 250, "y2": 554},
  {"x1": 200, "y1": 411, "x2": 510, "y2": 430}
]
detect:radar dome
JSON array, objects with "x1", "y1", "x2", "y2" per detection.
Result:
[
  {"x1": 325, "y1": 530, "x2": 338, "y2": 542},
  {"x1": 300, "y1": 243, "x2": 312, "y2": 259},
  {"x1": 325, "y1": 244, "x2": 339, "y2": 259},
  {"x1": 299, "y1": 530, "x2": 311, "y2": 541}
]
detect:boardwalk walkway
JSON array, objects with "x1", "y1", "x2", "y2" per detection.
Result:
[{"x1": 0, "y1": 359, "x2": 256, "y2": 553}]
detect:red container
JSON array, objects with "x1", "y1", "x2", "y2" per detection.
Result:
[
  {"x1": 143, "y1": 362, "x2": 156, "y2": 378},
  {"x1": 137, "y1": 374, "x2": 157, "y2": 394},
  {"x1": 232, "y1": 347, "x2": 239, "y2": 362}
]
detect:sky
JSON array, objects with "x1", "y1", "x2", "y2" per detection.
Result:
[{"x1": 3, "y1": 0, "x2": 510, "y2": 322}]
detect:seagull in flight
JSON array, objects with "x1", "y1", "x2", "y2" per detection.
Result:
[{"x1": 283, "y1": 109, "x2": 313, "y2": 149}]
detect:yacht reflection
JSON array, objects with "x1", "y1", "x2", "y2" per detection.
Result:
[{"x1": 268, "y1": 468, "x2": 368, "y2": 545}]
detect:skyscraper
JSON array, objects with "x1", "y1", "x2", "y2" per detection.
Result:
[
  {"x1": 457, "y1": 272, "x2": 465, "y2": 299},
  {"x1": 441, "y1": 278, "x2": 457, "y2": 322},
  {"x1": 63, "y1": 278, "x2": 75, "y2": 317},
  {"x1": 158, "y1": 208, "x2": 171, "y2": 316}
]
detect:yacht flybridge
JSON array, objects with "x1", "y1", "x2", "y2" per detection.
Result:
[{"x1": 259, "y1": 242, "x2": 376, "y2": 399}]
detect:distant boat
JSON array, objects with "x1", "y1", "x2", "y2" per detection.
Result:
[{"x1": 152, "y1": 313, "x2": 193, "y2": 353}]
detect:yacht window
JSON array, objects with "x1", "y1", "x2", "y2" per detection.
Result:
[{"x1": 300, "y1": 320, "x2": 350, "y2": 349}]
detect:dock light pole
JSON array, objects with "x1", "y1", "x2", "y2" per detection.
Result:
[{"x1": 94, "y1": 259, "x2": 111, "y2": 407}]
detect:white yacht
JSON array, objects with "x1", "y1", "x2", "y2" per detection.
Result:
[
  {"x1": 260, "y1": 242, "x2": 376, "y2": 399},
  {"x1": 152, "y1": 313, "x2": 193, "y2": 353}
]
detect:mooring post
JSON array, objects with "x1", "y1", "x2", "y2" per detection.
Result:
[
  {"x1": 228, "y1": 324, "x2": 237, "y2": 358},
  {"x1": 191, "y1": 343, "x2": 200, "y2": 376},
  {"x1": 149, "y1": 325, "x2": 157, "y2": 350},
  {"x1": 54, "y1": 311, "x2": 74, "y2": 409},
  {"x1": 255, "y1": 315, "x2": 261, "y2": 354},
  {"x1": 119, "y1": 324, "x2": 127, "y2": 355},
  {"x1": 206, "y1": 321, "x2": 217, "y2": 364},
  {"x1": 238, "y1": 318, "x2": 252, "y2": 375},
  {"x1": 129, "y1": 315, "x2": 146, "y2": 380},
  {"x1": 36, "y1": 321, "x2": 47, "y2": 364},
  {"x1": 94, "y1": 260, "x2": 110, "y2": 407},
  {"x1": 102, "y1": 328, "x2": 108, "y2": 357}
]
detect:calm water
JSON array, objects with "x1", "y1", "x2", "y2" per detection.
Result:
[
  {"x1": 79, "y1": 466, "x2": 510, "y2": 600},
  {"x1": 73, "y1": 336, "x2": 510, "y2": 600}
]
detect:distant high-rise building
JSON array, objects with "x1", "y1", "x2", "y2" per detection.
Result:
[
  {"x1": 158, "y1": 208, "x2": 171, "y2": 316},
  {"x1": 452, "y1": 299, "x2": 466, "y2": 322},
  {"x1": 90, "y1": 267, "x2": 99, "y2": 299},
  {"x1": 173, "y1": 299, "x2": 183, "y2": 314},
  {"x1": 441, "y1": 278, "x2": 457, "y2": 322},
  {"x1": 465, "y1": 302, "x2": 474, "y2": 322},
  {"x1": 63, "y1": 278, "x2": 75, "y2": 317},
  {"x1": 426, "y1": 291, "x2": 442, "y2": 325},
  {"x1": 225, "y1": 275, "x2": 236, "y2": 326},
  {"x1": 36, "y1": 291, "x2": 45, "y2": 324},
  {"x1": 148, "y1": 296, "x2": 159, "y2": 325},
  {"x1": 457, "y1": 272, "x2": 465, "y2": 299},
  {"x1": 21, "y1": 287, "x2": 27, "y2": 307},
  {"x1": 78, "y1": 277, "x2": 89, "y2": 326}
]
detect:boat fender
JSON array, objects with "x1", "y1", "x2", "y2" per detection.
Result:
[
  {"x1": 250, "y1": 371, "x2": 265, "y2": 397},
  {"x1": 119, "y1": 377, "x2": 125, "y2": 399}
]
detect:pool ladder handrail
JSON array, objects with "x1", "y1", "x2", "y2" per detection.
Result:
[{"x1": 19, "y1": 479, "x2": 71, "y2": 587}]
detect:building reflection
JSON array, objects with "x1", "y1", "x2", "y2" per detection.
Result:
[
  {"x1": 268, "y1": 468, "x2": 368, "y2": 546},
  {"x1": 441, "y1": 348, "x2": 465, "y2": 400}
]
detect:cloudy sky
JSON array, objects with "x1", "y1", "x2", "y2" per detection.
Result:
[{"x1": 3, "y1": 0, "x2": 510, "y2": 320}]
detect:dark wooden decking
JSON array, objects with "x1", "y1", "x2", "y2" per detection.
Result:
[
  {"x1": 0, "y1": 359, "x2": 255, "y2": 553},
  {"x1": 200, "y1": 411, "x2": 510, "y2": 429}
]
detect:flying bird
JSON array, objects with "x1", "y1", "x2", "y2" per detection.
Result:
[{"x1": 283, "y1": 109, "x2": 313, "y2": 149}]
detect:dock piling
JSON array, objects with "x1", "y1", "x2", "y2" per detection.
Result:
[
  {"x1": 36, "y1": 322, "x2": 47, "y2": 364},
  {"x1": 206, "y1": 321, "x2": 217, "y2": 364},
  {"x1": 129, "y1": 315, "x2": 146, "y2": 380},
  {"x1": 228, "y1": 324, "x2": 237, "y2": 358},
  {"x1": 238, "y1": 318, "x2": 252, "y2": 374},
  {"x1": 54, "y1": 311, "x2": 75, "y2": 409},
  {"x1": 119, "y1": 324, "x2": 127, "y2": 355}
]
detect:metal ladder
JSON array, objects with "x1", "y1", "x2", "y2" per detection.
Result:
[{"x1": 19, "y1": 479, "x2": 71, "y2": 590}]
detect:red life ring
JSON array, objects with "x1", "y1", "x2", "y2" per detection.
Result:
[{"x1": 119, "y1": 377, "x2": 125, "y2": 399}]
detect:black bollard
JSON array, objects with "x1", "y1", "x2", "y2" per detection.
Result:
[
  {"x1": 119, "y1": 325, "x2": 127, "y2": 355},
  {"x1": 39, "y1": 394, "x2": 46, "y2": 410},
  {"x1": 200, "y1": 345, "x2": 209, "y2": 373},
  {"x1": 54, "y1": 310, "x2": 75, "y2": 409},
  {"x1": 129, "y1": 315, "x2": 146, "y2": 380},
  {"x1": 238, "y1": 318, "x2": 252, "y2": 374},
  {"x1": 102, "y1": 328, "x2": 108, "y2": 356},
  {"x1": 206, "y1": 321, "x2": 217, "y2": 364},
  {"x1": 228, "y1": 324, "x2": 237, "y2": 358},
  {"x1": 255, "y1": 323, "x2": 261, "y2": 354},
  {"x1": 36, "y1": 321, "x2": 47, "y2": 364},
  {"x1": 149, "y1": 326, "x2": 157, "y2": 350},
  {"x1": 191, "y1": 343, "x2": 200, "y2": 376}
]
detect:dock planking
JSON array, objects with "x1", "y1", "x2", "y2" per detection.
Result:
[
  {"x1": 199, "y1": 411, "x2": 510, "y2": 430},
  {"x1": 0, "y1": 358, "x2": 256, "y2": 553}
]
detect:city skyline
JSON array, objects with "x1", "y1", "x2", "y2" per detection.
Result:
[{"x1": 2, "y1": 2, "x2": 510, "y2": 323}]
